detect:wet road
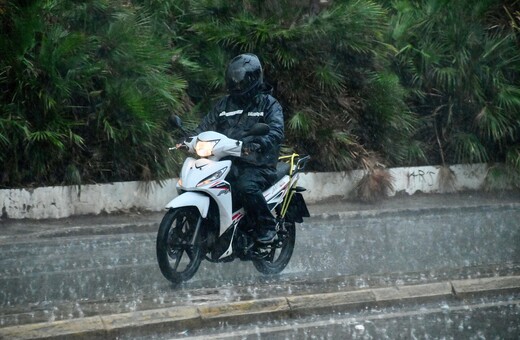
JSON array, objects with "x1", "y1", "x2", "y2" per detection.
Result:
[{"x1": 1, "y1": 204, "x2": 519, "y2": 328}]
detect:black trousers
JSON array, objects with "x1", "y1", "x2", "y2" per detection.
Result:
[{"x1": 227, "y1": 164, "x2": 277, "y2": 232}]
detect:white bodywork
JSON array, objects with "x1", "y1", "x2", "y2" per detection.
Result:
[
  {"x1": 168, "y1": 129, "x2": 298, "y2": 259},
  {"x1": 165, "y1": 191, "x2": 210, "y2": 218}
]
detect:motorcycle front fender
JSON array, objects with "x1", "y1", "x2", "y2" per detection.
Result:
[{"x1": 165, "y1": 191, "x2": 209, "y2": 218}]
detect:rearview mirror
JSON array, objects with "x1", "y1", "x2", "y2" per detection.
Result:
[{"x1": 168, "y1": 115, "x2": 183, "y2": 129}]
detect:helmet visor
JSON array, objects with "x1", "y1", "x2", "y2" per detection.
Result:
[{"x1": 226, "y1": 70, "x2": 260, "y2": 95}]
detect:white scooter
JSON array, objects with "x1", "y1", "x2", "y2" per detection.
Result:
[{"x1": 156, "y1": 117, "x2": 310, "y2": 284}]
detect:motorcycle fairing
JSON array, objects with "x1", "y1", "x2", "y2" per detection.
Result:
[
  {"x1": 180, "y1": 158, "x2": 232, "y2": 189},
  {"x1": 264, "y1": 175, "x2": 291, "y2": 205},
  {"x1": 210, "y1": 226, "x2": 236, "y2": 261},
  {"x1": 194, "y1": 131, "x2": 243, "y2": 159},
  {"x1": 165, "y1": 191, "x2": 210, "y2": 218},
  {"x1": 177, "y1": 158, "x2": 233, "y2": 236}
]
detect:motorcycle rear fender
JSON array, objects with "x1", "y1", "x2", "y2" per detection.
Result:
[{"x1": 165, "y1": 191, "x2": 209, "y2": 218}]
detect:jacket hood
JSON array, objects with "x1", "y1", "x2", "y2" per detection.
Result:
[{"x1": 258, "y1": 82, "x2": 274, "y2": 95}]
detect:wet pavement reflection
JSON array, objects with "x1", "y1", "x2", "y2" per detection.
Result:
[{"x1": 1, "y1": 203, "x2": 519, "y2": 331}]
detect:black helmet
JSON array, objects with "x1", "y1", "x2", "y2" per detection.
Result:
[{"x1": 225, "y1": 53, "x2": 263, "y2": 97}]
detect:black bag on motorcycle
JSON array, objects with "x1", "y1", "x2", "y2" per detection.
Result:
[{"x1": 283, "y1": 193, "x2": 310, "y2": 223}]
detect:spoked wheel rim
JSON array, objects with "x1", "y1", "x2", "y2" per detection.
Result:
[
  {"x1": 267, "y1": 227, "x2": 292, "y2": 262},
  {"x1": 157, "y1": 208, "x2": 203, "y2": 284},
  {"x1": 166, "y1": 215, "x2": 198, "y2": 271},
  {"x1": 252, "y1": 222, "x2": 295, "y2": 274}
]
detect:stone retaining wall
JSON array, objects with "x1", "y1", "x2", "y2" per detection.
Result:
[{"x1": 0, "y1": 164, "x2": 488, "y2": 219}]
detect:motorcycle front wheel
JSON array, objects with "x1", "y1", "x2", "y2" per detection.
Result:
[
  {"x1": 252, "y1": 221, "x2": 295, "y2": 275},
  {"x1": 156, "y1": 207, "x2": 203, "y2": 284}
]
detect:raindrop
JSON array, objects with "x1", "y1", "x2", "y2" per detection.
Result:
[
  {"x1": 75, "y1": 303, "x2": 84, "y2": 318},
  {"x1": 354, "y1": 324, "x2": 365, "y2": 332}
]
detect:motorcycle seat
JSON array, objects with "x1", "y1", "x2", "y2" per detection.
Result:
[{"x1": 275, "y1": 162, "x2": 291, "y2": 181}]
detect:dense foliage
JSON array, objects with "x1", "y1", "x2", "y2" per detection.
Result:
[
  {"x1": 389, "y1": 0, "x2": 520, "y2": 165},
  {"x1": 0, "y1": 0, "x2": 187, "y2": 187},
  {"x1": 1, "y1": 0, "x2": 519, "y2": 189}
]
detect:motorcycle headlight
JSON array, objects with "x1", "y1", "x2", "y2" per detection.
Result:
[
  {"x1": 197, "y1": 167, "x2": 228, "y2": 187},
  {"x1": 195, "y1": 140, "x2": 218, "y2": 157}
]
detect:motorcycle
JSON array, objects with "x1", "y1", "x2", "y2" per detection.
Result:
[{"x1": 156, "y1": 117, "x2": 310, "y2": 284}]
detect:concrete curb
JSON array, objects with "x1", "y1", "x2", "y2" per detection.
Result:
[
  {"x1": 314, "y1": 203, "x2": 520, "y2": 222},
  {"x1": 2, "y1": 276, "x2": 519, "y2": 339}
]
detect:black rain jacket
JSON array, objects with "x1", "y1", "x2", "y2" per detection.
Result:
[{"x1": 195, "y1": 86, "x2": 284, "y2": 168}]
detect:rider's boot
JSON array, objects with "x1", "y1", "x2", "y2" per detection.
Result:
[
  {"x1": 257, "y1": 228, "x2": 276, "y2": 244},
  {"x1": 256, "y1": 216, "x2": 277, "y2": 244}
]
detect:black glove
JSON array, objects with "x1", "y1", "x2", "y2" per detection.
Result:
[
  {"x1": 243, "y1": 135, "x2": 267, "y2": 148},
  {"x1": 242, "y1": 142, "x2": 261, "y2": 155},
  {"x1": 175, "y1": 137, "x2": 191, "y2": 150}
]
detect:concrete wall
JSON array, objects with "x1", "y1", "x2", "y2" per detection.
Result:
[
  {"x1": 0, "y1": 164, "x2": 488, "y2": 220},
  {"x1": 297, "y1": 163, "x2": 488, "y2": 202}
]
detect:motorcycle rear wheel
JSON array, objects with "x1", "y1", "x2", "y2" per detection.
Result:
[
  {"x1": 156, "y1": 207, "x2": 203, "y2": 284},
  {"x1": 252, "y1": 221, "x2": 295, "y2": 274}
]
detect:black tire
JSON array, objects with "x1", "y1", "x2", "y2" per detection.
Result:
[
  {"x1": 252, "y1": 222, "x2": 295, "y2": 275},
  {"x1": 156, "y1": 207, "x2": 203, "y2": 284}
]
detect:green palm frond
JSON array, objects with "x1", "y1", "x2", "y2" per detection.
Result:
[
  {"x1": 310, "y1": 1, "x2": 388, "y2": 54},
  {"x1": 496, "y1": 85, "x2": 520, "y2": 113},
  {"x1": 475, "y1": 106, "x2": 514, "y2": 142},
  {"x1": 404, "y1": 140, "x2": 429, "y2": 165},
  {"x1": 0, "y1": 116, "x2": 27, "y2": 146},
  {"x1": 360, "y1": 70, "x2": 420, "y2": 164},
  {"x1": 273, "y1": 47, "x2": 299, "y2": 69},
  {"x1": 450, "y1": 132, "x2": 489, "y2": 164},
  {"x1": 506, "y1": 146, "x2": 520, "y2": 171},
  {"x1": 27, "y1": 130, "x2": 66, "y2": 150},
  {"x1": 391, "y1": 0, "x2": 519, "y2": 167},
  {"x1": 313, "y1": 63, "x2": 344, "y2": 92},
  {"x1": 431, "y1": 66, "x2": 458, "y2": 92},
  {"x1": 288, "y1": 110, "x2": 313, "y2": 135}
]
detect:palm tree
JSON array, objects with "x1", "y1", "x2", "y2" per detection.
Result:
[
  {"x1": 6, "y1": 0, "x2": 516, "y2": 191},
  {"x1": 169, "y1": 0, "x2": 422, "y2": 174},
  {"x1": 389, "y1": 0, "x2": 520, "y2": 181},
  {"x1": 0, "y1": 0, "x2": 188, "y2": 188}
]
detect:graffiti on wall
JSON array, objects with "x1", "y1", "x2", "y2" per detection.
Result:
[
  {"x1": 406, "y1": 169, "x2": 436, "y2": 188},
  {"x1": 462, "y1": 166, "x2": 485, "y2": 179}
]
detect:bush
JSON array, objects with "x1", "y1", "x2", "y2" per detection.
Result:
[{"x1": 0, "y1": 0, "x2": 187, "y2": 188}]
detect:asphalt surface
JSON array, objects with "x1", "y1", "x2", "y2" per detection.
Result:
[
  {"x1": 2, "y1": 191, "x2": 519, "y2": 240},
  {"x1": 1, "y1": 191, "x2": 519, "y2": 339}
]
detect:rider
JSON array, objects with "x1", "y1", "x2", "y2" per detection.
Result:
[{"x1": 195, "y1": 53, "x2": 284, "y2": 244}]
